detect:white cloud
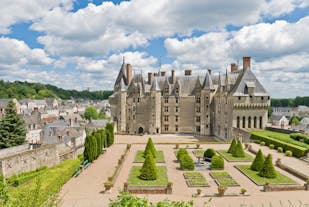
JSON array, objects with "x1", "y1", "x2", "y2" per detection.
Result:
[{"x1": 262, "y1": 0, "x2": 309, "y2": 17}]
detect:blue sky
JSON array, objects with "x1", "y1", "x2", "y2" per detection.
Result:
[{"x1": 0, "y1": 0, "x2": 309, "y2": 98}]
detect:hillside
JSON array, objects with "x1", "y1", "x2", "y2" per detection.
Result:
[
  {"x1": 0, "y1": 80, "x2": 113, "y2": 100},
  {"x1": 271, "y1": 96, "x2": 309, "y2": 107}
]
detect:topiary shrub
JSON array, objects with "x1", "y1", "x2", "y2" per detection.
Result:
[
  {"x1": 277, "y1": 147, "x2": 283, "y2": 153},
  {"x1": 139, "y1": 151, "x2": 158, "y2": 180},
  {"x1": 180, "y1": 154, "x2": 194, "y2": 170},
  {"x1": 269, "y1": 144, "x2": 275, "y2": 149},
  {"x1": 211, "y1": 155, "x2": 224, "y2": 170},
  {"x1": 232, "y1": 141, "x2": 245, "y2": 158},
  {"x1": 285, "y1": 150, "x2": 293, "y2": 157},
  {"x1": 260, "y1": 141, "x2": 265, "y2": 146},
  {"x1": 250, "y1": 149, "x2": 265, "y2": 171},
  {"x1": 177, "y1": 148, "x2": 188, "y2": 161},
  {"x1": 227, "y1": 138, "x2": 237, "y2": 154},
  {"x1": 259, "y1": 154, "x2": 277, "y2": 178},
  {"x1": 144, "y1": 138, "x2": 157, "y2": 158},
  {"x1": 204, "y1": 148, "x2": 216, "y2": 158}
]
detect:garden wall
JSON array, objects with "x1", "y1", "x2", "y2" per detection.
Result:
[
  {"x1": 263, "y1": 183, "x2": 308, "y2": 192},
  {"x1": 125, "y1": 185, "x2": 172, "y2": 194}
]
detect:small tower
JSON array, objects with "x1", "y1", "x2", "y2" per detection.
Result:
[
  {"x1": 150, "y1": 78, "x2": 161, "y2": 134},
  {"x1": 119, "y1": 78, "x2": 127, "y2": 134}
]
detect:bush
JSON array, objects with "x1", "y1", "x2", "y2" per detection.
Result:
[
  {"x1": 290, "y1": 133, "x2": 308, "y2": 141},
  {"x1": 227, "y1": 138, "x2": 237, "y2": 154},
  {"x1": 250, "y1": 149, "x2": 265, "y2": 171},
  {"x1": 211, "y1": 155, "x2": 224, "y2": 170},
  {"x1": 105, "y1": 122, "x2": 114, "y2": 147},
  {"x1": 144, "y1": 138, "x2": 157, "y2": 158},
  {"x1": 204, "y1": 148, "x2": 216, "y2": 158},
  {"x1": 277, "y1": 147, "x2": 283, "y2": 153},
  {"x1": 180, "y1": 154, "x2": 195, "y2": 170},
  {"x1": 177, "y1": 148, "x2": 188, "y2": 161},
  {"x1": 285, "y1": 150, "x2": 293, "y2": 157},
  {"x1": 251, "y1": 133, "x2": 308, "y2": 158},
  {"x1": 259, "y1": 154, "x2": 277, "y2": 178},
  {"x1": 269, "y1": 144, "x2": 275, "y2": 149},
  {"x1": 139, "y1": 151, "x2": 158, "y2": 180},
  {"x1": 84, "y1": 135, "x2": 97, "y2": 162},
  {"x1": 260, "y1": 141, "x2": 265, "y2": 146},
  {"x1": 232, "y1": 141, "x2": 245, "y2": 158}
]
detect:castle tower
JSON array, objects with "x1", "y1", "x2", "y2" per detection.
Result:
[
  {"x1": 150, "y1": 77, "x2": 161, "y2": 134},
  {"x1": 119, "y1": 78, "x2": 127, "y2": 134}
]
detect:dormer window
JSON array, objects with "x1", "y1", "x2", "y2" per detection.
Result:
[{"x1": 164, "y1": 87, "x2": 169, "y2": 94}]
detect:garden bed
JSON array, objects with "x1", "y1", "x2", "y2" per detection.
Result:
[
  {"x1": 183, "y1": 172, "x2": 209, "y2": 187},
  {"x1": 210, "y1": 171, "x2": 239, "y2": 187},
  {"x1": 183, "y1": 172, "x2": 204, "y2": 179},
  {"x1": 235, "y1": 165, "x2": 297, "y2": 186},
  {"x1": 127, "y1": 166, "x2": 168, "y2": 186},
  {"x1": 134, "y1": 151, "x2": 165, "y2": 163},
  {"x1": 217, "y1": 150, "x2": 254, "y2": 162}
]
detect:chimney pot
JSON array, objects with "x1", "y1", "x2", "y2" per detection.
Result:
[
  {"x1": 126, "y1": 64, "x2": 132, "y2": 85},
  {"x1": 185, "y1": 69, "x2": 192, "y2": 76},
  {"x1": 231, "y1": 63, "x2": 237, "y2": 72},
  {"x1": 207, "y1": 69, "x2": 212, "y2": 75},
  {"x1": 160, "y1": 71, "x2": 166, "y2": 76},
  {"x1": 148, "y1": 72, "x2": 153, "y2": 85},
  {"x1": 243, "y1": 57, "x2": 251, "y2": 70},
  {"x1": 171, "y1": 70, "x2": 175, "y2": 84}
]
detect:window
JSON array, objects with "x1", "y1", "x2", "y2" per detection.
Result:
[
  {"x1": 164, "y1": 97, "x2": 168, "y2": 103},
  {"x1": 248, "y1": 116, "x2": 251, "y2": 128},
  {"x1": 175, "y1": 88, "x2": 179, "y2": 94},
  {"x1": 175, "y1": 106, "x2": 179, "y2": 113},
  {"x1": 196, "y1": 116, "x2": 200, "y2": 122},
  {"x1": 196, "y1": 126, "x2": 201, "y2": 132},
  {"x1": 137, "y1": 98, "x2": 140, "y2": 102},
  {"x1": 164, "y1": 125, "x2": 169, "y2": 131},
  {"x1": 206, "y1": 105, "x2": 209, "y2": 109},
  {"x1": 260, "y1": 116, "x2": 263, "y2": 129},
  {"x1": 164, "y1": 115, "x2": 169, "y2": 121},
  {"x1": 261, "y1": 97, "x2": 264, "y2": 100},
  {"x1": 206, "y1": 124, "x2": 208, "y2": 128},
  {"x1": 242, "y1": 117, "x2": 246, "y2": 128},
  {"x1": 196, "y1": 107, "x2": 200, "y2": 113},
  {"x1": 175, "y1": 98, "x2": 179, "y2": 103},
  {"x1": 206, "y1": 115, "x2": 209, "y2": 118},
  {"x1": 238, "y1": 97, "x2": 241, "y2": 100},
  {"x1": 164, "y1": 87, "x2": 169, "y2": 93},
  {"x1": 254, "y1": 116, "x2": 257, "y2": 128},
  {"x1": 196, "y1": 97, "x2": 201, "y2": 103},
  {"x1": 175, "y1": 116, "x2": 179, "y2": 122},
  {"x1": 133, "y1": 115, "x2": 135, "y2": 120},
  {"x1": 175, "y1": 125, "x2": 178, "y2": 132},
  {"x1": 164, "y1": 106, "x2": 169, "y2": 112},
  {"x1": 237, "y1": 116, "x2": 240, "y2": 128},
  {"x1": 133, "y1": 106, "x2": 136, "y2": 111}
]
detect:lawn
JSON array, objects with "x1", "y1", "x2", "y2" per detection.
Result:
[
  {"x1": 134, "y1": 151, "x2": 165, "y2": 163},
  {"x1": 217, "y1": 150, "x2": 254, "y2": 162},
  {"x1": 183, "y1": 172, "x2": 204, "y2": 179},
  {"x1": 236, "y1": 165, "x2": 297, "y2": 186},
  {"x1": 209, "y1": 171, "x2": 231, "y2": 179},
  {"x1": 210, "y1": 171, "x2": 239, "y2": 186},
  {"x1": 186, "y1": 177, "x2": 208, "y2": 187},
  {"x1": 127, "y1": 166, "x2": 168, "y2": 186}
]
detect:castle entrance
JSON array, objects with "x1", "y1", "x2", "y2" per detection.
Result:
[{"x1": 138, "y1": 127, "x2": 144, "y2": 134}]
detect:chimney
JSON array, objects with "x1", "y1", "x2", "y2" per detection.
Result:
[
  {"x1": 148, "y1": 72, "x2": 153, "y2": 85},
  {"x1": 126, "y1": 64, "x2": 132, "y2": 85},
  {"x1": 231, "y1": 63, "x2": 237, "y2": 72},
  {"x1": 185, "y1": 69, "x2": 192, "y2": 76},
  {"x1": 207, "y1": 69, "x2": 212, "y2": 75},
  {"x1": 243, "y1": 57, "x2": 251, "y2": 70},
  {"x1": 160, "y1": 71, "x2": 166, "y2": 76},
  {"x1": 34, "y1": 107, "x2": 38, "y2": 111},
  {"x1": 171, "y1": 70, "x2": 175, "y2": 84}
]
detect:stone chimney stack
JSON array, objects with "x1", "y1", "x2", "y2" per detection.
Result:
[
  {"x1": 243, "y1": 57, "x2": 251, "y2": 70},
  {"x1": 171, "y1": 70, "x2": 175, "y2": 84},
  {"x1": 126, "y1": 64, "x2": 132, "y2": 85},
  {"x1": 185, "y1": 69, "x2": 192, "y2": 76},
  {"x1": 148, "y1": 72, "x2": 153, "y2": 85},
  {"x1": 207, "y1": 69, "x2": 212, "y2": 75},
  {"x1": 231, "y1": 63, "x2": 237, "y2": 72},
  {"x1": 160, "y1": 71, "x2": 166, "y2": 76}
]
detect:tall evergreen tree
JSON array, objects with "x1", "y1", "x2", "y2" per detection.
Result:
[
  {"x1": 105, "y1": 123, "x2": 114, "y2": 146},
  {"x1": 84, "y1": 135, "x2": 97, "y2": 162},
  {"x1": 139, "y1": 151, "x2": 158, "y2": 180},
  {"x1": 250, "y1": 149, "x2": 265, "y2": 171},
  {"x1": 94, "y1": 131, "x2": 102, "y2": 157},
  {"x1": 259, "y1": 154, "x2": 277, "y2": 178},
  {"x1": 232, "y1": 140, "x2": 245, "y2": 157},
  {"x1": 0, "y1": 101, "x2": 26, "y2": 148},
  {"x1": 144, "y1": 138, "x2": 157, "y2": 158},
  {"x1": 227, "y1": 138, "x2": 237, "y2": 154}
]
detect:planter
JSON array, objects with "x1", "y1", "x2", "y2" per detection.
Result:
[
  {"x1": 218, "y1": 186, "x2": 227, "y2": 196},
  {"x1": 104, "y1": 182, "x2": 114, "y2": 192}
]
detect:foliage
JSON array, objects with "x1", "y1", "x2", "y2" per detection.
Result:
[
  {"x1": 277, "y1": 147, "x2": 283, "y2": 153},
  {"x1": 218, "y1": 150, "x2": 254, "y2": 161},
  {"x1": 128, "y1": 166, "x2": 168, "y2": 186},
  {"x1": 227, "y1": 138, "x2": 237, "y2": 154},
  {"x1": 232, "y1": 141, "x2": 245, "y2": 158},
  {"x1": 176, "y1": 148, "x2": 188, "y2": 161},
  {"x1": 84, "y1": 106, "x2": 99, "y2": 121},
  {"x1": 139, "y1": 152, "x2": 158, "y2": 180},
  {"x1": 93, "y1": 131, "x2": 103, "y2": 157},
  {"x1": 211, "y1": 155, "x2": 224, "y2": 170},
  {"x1": 0, "y1": 80, "x2": 112, "y2": 100},
  {"x1": 0, "y1": 175, "x2": 9, "y2": 206},
  {"x1": 269, "y1": 144, "x2": 275, "y2": 149},
  {"x1": 7, "y1": 166, "x2": 47, "y2": 187},
  {"x1": 183, "y1": 172, "x2": 204, "y2": 179},
  {"x1": 0, "y1": 101, "x2": 26, "y2": 149},
  {"x1": 134, "y1": 151, "x2": 165, "y2": 163},
  {"x1": 271, "y1": 96, "x2": 309, "y2": 107},
  {"x1": 186, "y1": 178, "x2": 208, "y2": 187},
  {"x1": 106, "y1": 123, "x2": 114, "y2": 147},
  {"x1": 144, "y1": 138, "x2": 157, "y2": 158},
  {"x1": 285, "y1": 150, "x2": 293, "y2": 156},
  {"x1": 250, "y1": 149, "x2": 265, "y2": 171},
  {"x1": 216, "y1": 177, "x2": 238, "y2": 186},
  {"x1": 260, "y1": 141, "x2": 265, "y2": 146},
  {"x1": 259, "y1": 154, "x2": 277, "y2": 178},
  {"x1": 84, "y1": 135, "x2": 97, "y2": 162},
  {"x1": 204, "y1": 148, "x2": 216, "y2": 158},
  {"x1": 179, "y1": 154, "x2": 195, "y2": 171},
  {"x1": 209, "y1": 171, "x2": 231, "y2": 178},
  {"x1": 290, "y1": 133, "x2": 309, "y2": 144}
]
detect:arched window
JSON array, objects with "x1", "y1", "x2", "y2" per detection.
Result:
[
  {"x1": 254, "y1": 116, "x2": 257, "y2": 128},
  {"x1": 260, "y1": 116, "x2": 263, "y2": 129},
  {"x1": 248, "y1": 116, "x2": 251, "y2": 128},
  {"x1": 242, "y1": 117, "x2": 246, "y2": 128},
  {"x1": 237, "y1": 116, "x2": 240, "y2": 128}
]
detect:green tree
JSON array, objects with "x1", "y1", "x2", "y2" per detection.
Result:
[
  {"x1": 83, "y1": 106, "x2": 99, "y2": 121},
  {"x1": 0, "y1": 101, "x2": 26, "y2": 148},
  {"x1": 227, "y1": 138, "x2": 237, "y2": 154},
  {"x1": 211, "y1": 155, "x2": 224, "y2": 170},
  {"x1": 139, "y1": 151, "x2": 158, "y2": 180},
  {"x1": 291, "y1": 116, "x2": 300, "y2": 125},
  {"x1": 204, "y1": 148, "x2": 216, "y2": 158},
  {"x1": 94, "y1": 131, "x2": 102, "y2": 157},
  {"x1": 105, "y1": 123, "x2": 114, "y2": 147},
  {"x1": 84, "y1": 135, "x2": 97, "y2": 162},
  {"x1": 250, "y1": 149, "x2": 265, "y2": 171},
  {"x1": 232, "y1": 141, "x2": 245, "y2": 157},
  {"x1": 179, "y1": 154, "x2": 195, "y2": 170},
  {"x1": 0, "y1": 175, "x2": 9, "y2": 206},
  {"x1": 259, "y1": 154, "x2": 277, "y2": 178},
  {"x1": 144, "y1": 138, "x2": 157, "y2": 158}
]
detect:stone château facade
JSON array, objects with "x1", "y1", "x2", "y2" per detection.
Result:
[{"x1": 109, "y1": 57, "x2": 270, "y2": 140}]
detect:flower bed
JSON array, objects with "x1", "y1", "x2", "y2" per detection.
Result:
[
  {"x1": 183, "y1": 172, "x2": 209, "y2": 187},
  {"x1": 183, "y1": 172, "x2": 204, "y2": 179},
  {"x1": 210, "y1": 171, "x2": 239, "y2": 186}
]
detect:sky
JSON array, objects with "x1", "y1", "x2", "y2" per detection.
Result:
[{"x1": 0, "y1": 0, "x2": 309, "y2": 98}]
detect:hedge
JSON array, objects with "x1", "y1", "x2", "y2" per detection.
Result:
[
  {"x1": 180, "y1": 154, "x2": 194, "y2": 170},
  {"x1": 204, "y1": 148, "x2": 216, "y2": 158},
  {"x1": 177, "y1": 148, "x2": 188, "y2": 161},
  {"x1": 211, "y1": 155, "x2": 224, "y2": 170},
  {"x1": 251, "y1": 133, "x2": 308, "y2": 158},
  {"x1": 290, "y1": 133, "x2": 309, "y2": 144}
]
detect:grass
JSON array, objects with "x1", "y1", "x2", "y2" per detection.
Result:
[
  {"x1": 186, "y1": 177, "x2": 208, "y2": 187},
  {"x1": 192, "y1": 150, "x2": 205, "y2": 157},
  {"x1": 127, "y1": 166, "x2": 168, "y2": 186},
  {"x1": 236, "y1": 165, "x2": 297, "y2": 186},
  {"x1": 251, "y1": 130, "x2": 309, "y2": 149},
  {"x1": 183, "y1": 172, "x2": 204, "y2": 179},
  {"x1": 134, "y1": 151, "x2": 165, "y2": 163},
  {"x1": 216, "y1": 177, "x2": 238, "y2": 186},
  {"x1": 218, "y1": 150, "x2": 254, "y2": 162},
  {"x1": 209, "y1": 171, "x2": 231, "y2": 178}
]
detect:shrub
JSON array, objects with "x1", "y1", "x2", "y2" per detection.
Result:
[
  {"x1": 259, "y1": 154, "x2": 277, "y2": 178},
  {"x1": 204, "y1": 148, "x2": 216, "y2": 158},
  {"x1": 177, "y1": 148, "x2": 188, "y2": 161},
  {"x1": 139, "y1": 151, "x2": 158, "y2": 180},
  {"x1": 269, "y1": 144, "x2": 275, "y2": 149},
  {"x1": 277, "y1": 147, "x2": 283, "y2": 153},
  {"x1": 84, "y1": 135, "x2": 97, "y2": 162},
  {"x1": 211, "y1": 155, "x2": 224, "y2": 170},
  {"x1": 232, "y1": 141, "x2": 245, "y2": 158},
  {"x1": 290, "y1": 133, "x2": 308, "y2": 141},
  {"x1": 240, "y1": 188, "x2": 247, "y2": 194},
  {"x1": 260, "y1": 141, "x2": 265, "y2": 146},
  {"x1": 285, "y1": 150, "x2": 293, "y2": 157},
  {"x1": 105, "y1": 123, "x2": 114, "y2": 147},
  {"x1": 144, "y1": 138, "x2": 157, "y2": 158},
  {"x1": 227, "y1": 138, "x2": 237, "y2": 154},
  {"x1": 196, "y1": 189, "x2": 202, "y2": 195},
  {"x1": 180, "y1": 154, "x2": 194, "y2": 170},
  {"x1": 250, "y1": 149, "x2": 265, "y2": 171}
]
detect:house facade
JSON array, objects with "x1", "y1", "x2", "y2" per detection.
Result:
[{"x1": 109, "y1": 57, "x2": 270, "y2": 140}]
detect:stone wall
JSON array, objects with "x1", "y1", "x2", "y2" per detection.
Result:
[
  {"x1": 266, "y1": 127, "x2": 295, "y2": 134},
  {"x1": 0, "y1": 144, "x2": 29, "y2": 159},
  {"x1": 232, "y1": 127, "x2": 251, "y2": 143}
]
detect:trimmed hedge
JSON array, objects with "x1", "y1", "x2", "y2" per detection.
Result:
[
  {"x1": 259, "y1": 154, "x2": 277, "y2": 178},
  {"x1": 211, "y1": 155, "x2": 224, "y2": 170},
  {"x1": 177, "y1": 148, "x2": 188, "y2": 161},
  {"x1": 180, "y1": 154, "x2": 195, "y2": 170},
  {"x1": 232, "y1": 141, "x2": 245, "y2": 157},
  {"x1": 290, "y1": 133, "x2": 309, "y2": 144},
  {"x1": 139, "y1": 151, "x2": 158, "y2": 180},
  {"x1": 251, "y1": 133, "x2": 308, "y2": 158},
  {"x1": 204, "y1": 148, "x2": 216, "y2": 158},
  {"x1": 250, "y1": 149, "x2": 264, "y2": 171}
]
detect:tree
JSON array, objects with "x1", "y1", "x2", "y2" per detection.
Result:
[
  {"x1": 179, "y1": 154, "x2": 195, "y2": 170},
  {"x1": 144, "y1": 138, "x2": 157, "y2": 158},
  {"x1": 0, "y1": 175, "x2": 9, "y2": 206},
  {"x1": 84, "y1": 135, "x2": 97, "y2": 162},
  {"x1": 0, "y1": 100, "x2": 26, "y2": 149},
  {"x1": 211, "y1": 155, "x2": 224, "y2": 169},
  {"x1": 291, "y1": 116, "x2": 300, "y2": 126},
  {"x1": 250, "y1": 149, "x2": 265, "y2": 171},
  {"x1": 204, "y1": 148, "x2": 216, "y2": 158},
  {"x1": 94, "y1": 131, "x2": 102, "y2": 157},
  {"x1": 83, "y1": 106, "x2": 99, "y2": 121},
  {"x1": 259, "y1": 154, "x2": 277, "y2": 178},
  {"x1": 105, "y1": 123, "x2": 114, "y2": 147},
  {"x1": 139, "y1": 151, "x2": 158, "y2": 180},
  {"x1": 232, "y1": 141, "x2": 245, "y2": 157},
  {"x1": 227, "y1": 138, "x2": 237, "y2": 154}
]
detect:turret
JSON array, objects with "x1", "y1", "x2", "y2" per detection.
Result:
[{"x1": 150, "y1": 77, "x2": 161, "y2": 134}]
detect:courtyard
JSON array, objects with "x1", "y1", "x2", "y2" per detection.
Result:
[{"x1": 59, "y1": 134, "x2": 309, "y2": 207}]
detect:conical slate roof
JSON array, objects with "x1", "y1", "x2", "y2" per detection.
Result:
[
  {"x1": 202, "y1": 71, "x2": 214, "y2": 90},
  {"x1": 150, "y1": 77, "x2": 161, "y2": 91},
  {"x1": 120, "y1": 77, "x2": 127, "y2": 91}
]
